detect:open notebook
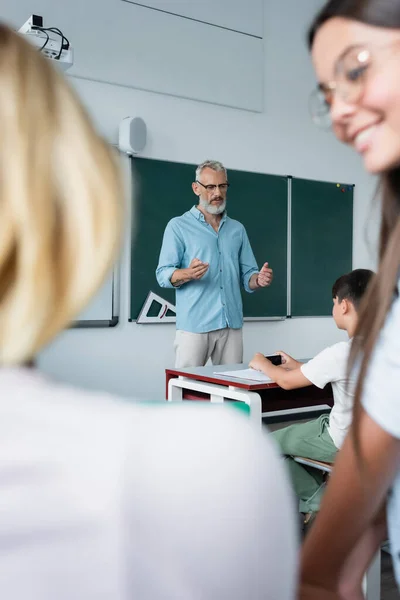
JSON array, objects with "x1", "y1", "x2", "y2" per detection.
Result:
[{"x1": 215, "y1": 368, "x2": 272, "y2": 383}]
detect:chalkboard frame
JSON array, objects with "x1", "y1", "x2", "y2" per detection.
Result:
[{"x1": 72, "y1": 265, "x2": 120, "y2": 328}]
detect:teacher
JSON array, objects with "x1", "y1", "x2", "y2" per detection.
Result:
[{"x1": 156, "y1": 160, "x2": 273, "y2": 367}]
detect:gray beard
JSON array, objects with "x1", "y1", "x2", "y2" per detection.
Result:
[{"x1": 199, "y1": 198, "x2": 226, "y2": 215}]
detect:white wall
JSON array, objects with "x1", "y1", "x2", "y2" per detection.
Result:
[
  {"x1": 4, "y1": 0, "x2": 379, "y2": 399},
  {"x1": 121, "y1": 0, "x2": 264, "y2": 37},
  {"x1": 6, "y1": 0, "x2": 263, "y2": 111}
]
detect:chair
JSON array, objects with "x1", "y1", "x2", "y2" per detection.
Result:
[
  {"x1": 293, "y1": 455, "x2": 380, "y2": 600},
  {"x1": 293, "y1": 456, "x2": 333, "y2": 474}
]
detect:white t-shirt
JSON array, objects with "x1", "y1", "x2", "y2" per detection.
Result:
[
  {"x1": 0, "y1": 367, "x2": 297, "y2": 600},
  {"x1": 361, "y1": 288, "x2": 400, "y2": 587},
  {"x1": 300, "y1": 339, "x2": 355, "y2": 449}
]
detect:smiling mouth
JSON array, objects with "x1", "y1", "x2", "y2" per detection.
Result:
[{"x1": 352, "y1": 124, "x2": 380, "y2": 153}]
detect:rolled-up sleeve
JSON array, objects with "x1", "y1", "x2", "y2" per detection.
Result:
[
  {"x1": 239, "y1": 227, "x2": 259, "y2": 293},
  {"x1": 156, "y1": 220, "x2": 184, "y2": 289}
]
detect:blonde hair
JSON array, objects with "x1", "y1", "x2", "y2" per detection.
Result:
[{"x1": 0, "y1": 23, "x2": 123, "y2": 364}]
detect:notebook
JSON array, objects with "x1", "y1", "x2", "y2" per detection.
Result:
[{"x1": 215, "y1": 368, "x2": 273, "y2": 383}]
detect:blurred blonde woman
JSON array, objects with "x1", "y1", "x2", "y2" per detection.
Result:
[{"x1": 0, "y1": 23, "x2": 298, "y2": 600}]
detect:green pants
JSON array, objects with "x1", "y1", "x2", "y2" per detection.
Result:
[{"x1": 272, "y1": 414, "x2": 337, "y2": 513}]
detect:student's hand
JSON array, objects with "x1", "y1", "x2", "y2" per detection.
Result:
[
  {"x1": 186, "y1": 258, "x2": 209, "y2": 281},
  {"x1": 257, "y1": 262, "x2": 273, "y2": 287},
  {"x1": 275, "y1": 350, "x2": 299, "y2": 370},
  {"x1": 249, "y1": 352, "x2": 268, "y2": 372}
]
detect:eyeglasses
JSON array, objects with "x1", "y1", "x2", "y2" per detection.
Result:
[
  {"x1": 309, "y1": 40, "x2": 400, "y2": 129},
  {"x1": 309, "y1": 45, "x2": 373, "y2": 128},
  {"x1": 196, "y1": 180, "x2": 230, "y2": 193}
]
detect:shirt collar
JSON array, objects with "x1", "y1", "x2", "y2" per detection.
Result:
[
  {"x1": 190, "y1": 205, "x2": 228, "y2": 223},
  {"x1": 190, "y1": 205, "x2": 204, "y2": 221}
]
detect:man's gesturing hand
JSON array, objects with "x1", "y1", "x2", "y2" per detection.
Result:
[
  {"x1": 170, "y1": 258, "x2": 209, "y2": 287},
  {"x1": 257, "y1": 262, "x2": 273, "y2": 287},
  {"x1": 187, "y1": 258, "x2": 209, "y2": 280}
]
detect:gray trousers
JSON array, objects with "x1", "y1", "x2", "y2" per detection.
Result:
[{"x1": 174, "y1": 328, "x2": 243, "y2": 368}]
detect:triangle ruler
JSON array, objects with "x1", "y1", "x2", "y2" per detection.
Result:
[{"x1": 136, "y1": 291, "x2": 176, "y2": 324}]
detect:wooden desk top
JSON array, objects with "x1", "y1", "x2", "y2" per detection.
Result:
[{"x1": 165, "y1": 364, "x2": 280, "y2": 391}]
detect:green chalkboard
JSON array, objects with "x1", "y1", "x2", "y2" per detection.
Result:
[
  {"x1": 130, "y1": 158, "x2": 288, "y2": 320},
  {"x1": 290, "y1": 178, "x2": 353, "y2": 317}
]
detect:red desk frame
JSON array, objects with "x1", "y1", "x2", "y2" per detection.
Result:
[{"x1": 166, "y1": 366, "x2": 333, "y2": 419}]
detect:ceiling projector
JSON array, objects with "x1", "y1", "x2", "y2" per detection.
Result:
[{"x1": 18, "y1": 14, "x2": 74, "y2": 72}]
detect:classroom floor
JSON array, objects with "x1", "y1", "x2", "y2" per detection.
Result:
[{"x1": 265, "y1": 417, "x2": 399, "y2": 598}]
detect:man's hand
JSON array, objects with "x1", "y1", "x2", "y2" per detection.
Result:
[
  {"x1": 187, "y1": 258, "x2": 209, "y2": 280},
  {"x1": 249, "y1": 263, "x2": 273, "y2": 290},
  {"x1": 249, "y1": 352, "x2": 269, "y2": 372},
  {"x1": 170, "y1": 258, "x2": 209, "y2": 287},
  {"x1": 257, "y1": 262, "x2": 273, "y2": 287}
]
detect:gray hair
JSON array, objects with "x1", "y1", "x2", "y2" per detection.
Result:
[{"x1": 195, "y1": 160, "x2": 227, "y2": 182}]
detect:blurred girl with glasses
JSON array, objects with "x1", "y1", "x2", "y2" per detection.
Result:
[{"x1": 300, "y1": 1, "x2": 400, "y2": 598}]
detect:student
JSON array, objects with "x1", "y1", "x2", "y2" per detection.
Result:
[
  {"x1": 0, "y1": 23, "x2": 298, "y2": 600},
  {"x1": 249, "y1": 269, "x2": 373, "y2": 525},
  {"x1": 299, "y1": 1, "x2": 400, "y2": 598}
]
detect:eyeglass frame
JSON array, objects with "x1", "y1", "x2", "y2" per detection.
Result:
[
  {"x1": 309, "y1": 40, "x2": 400, "y2": 127},
  {"x1": 195, "y1": 180, "x2": 230, "y2": 192}
]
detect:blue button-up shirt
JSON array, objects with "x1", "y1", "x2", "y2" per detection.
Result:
[{"x1": 156, "y1": 206, "x2": 259, "y2": 333}]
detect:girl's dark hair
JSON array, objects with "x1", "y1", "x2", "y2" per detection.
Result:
[
  {"x1": 308, "y1": 0, "x2": 400, "y2": 455},
  {"x1": 308, "y1": 0, "x2": 400, "y2": 50}
]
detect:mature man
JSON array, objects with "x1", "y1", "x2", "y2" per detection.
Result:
[{"x1": 156, "y1": 160, "x2": 273, "y2": 367}]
